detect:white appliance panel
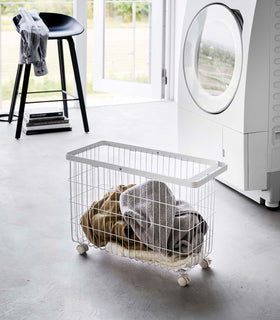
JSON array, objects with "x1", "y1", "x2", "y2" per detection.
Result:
[{"x1": 178, "y1": 109, "x2": 223, "y2": 161}]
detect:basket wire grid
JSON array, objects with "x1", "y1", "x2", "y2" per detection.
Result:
[{"x1": 67, "y1": 141, "x2": 226, "y2": 286}]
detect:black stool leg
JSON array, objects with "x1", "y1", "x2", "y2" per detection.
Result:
[
  {"x1": 57, "y1": 39, "x2": 68, "y2": 118},
  {"x1": 9, "y1": 64, "x2": 23, "y2": 123},
  {"x1": 15, "y1": 64, "x2": 31, "y2": 139},
  {"x1": 67, "y1": 36, "x2": 89, "y2": 133}
]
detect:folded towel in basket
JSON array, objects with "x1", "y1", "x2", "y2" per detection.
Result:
[
  {"x1": 80, "y1": 185, "x2": 146, "y2": 250},
  {"x1": 120, "y1": 180, "x2": 208, "y2": 255},
  {"x1": 169, "y1": 200, "x2": 208, "y2": 255},
  {"x1": 105, "y1": 241, "x2": 203, "y2": 270},
  {"x1": 120, "y1": 180, "x2": 176, "y2": 254}
]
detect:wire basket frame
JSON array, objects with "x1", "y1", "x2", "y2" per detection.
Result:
[{"x1": 67, "y1": 141, "x2": 227, "y2": 285}]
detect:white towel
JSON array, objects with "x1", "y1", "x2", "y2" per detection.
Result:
[{"x1": 105, "y1": 241, "x2": 203, "y2": 270}]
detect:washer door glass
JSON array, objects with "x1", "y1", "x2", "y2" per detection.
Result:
[{"x1": 183, "y1": 4, "x2": 243, "y2": 114}]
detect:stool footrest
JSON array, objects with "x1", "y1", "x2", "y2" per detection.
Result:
[
  {"x1": 25, "y1": 98, "x2": 79, "y2": 104},
  {"x1": 17, "y1": 89, "x2": 79, "y2": 105},
  {"x1": 18, "y1": 89, "x2": 77, "y2": 98}
]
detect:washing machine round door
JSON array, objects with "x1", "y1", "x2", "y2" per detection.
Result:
[{"x1": 183, "y1": 4, "x2": 243, "y2": 114}]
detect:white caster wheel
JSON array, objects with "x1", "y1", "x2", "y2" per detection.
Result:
[
  {"x1": 177, "y1": 274, "x2": 191, "y2": 287},
  {"x1": 76, "y1": 243, "x2": 89, "y2": 255},
  {"x1": 200, "y1": 258, "x2": 212, "y2": 269}
]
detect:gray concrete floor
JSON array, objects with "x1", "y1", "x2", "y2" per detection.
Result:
[{"x1": 1, "y1": 101, "x2": 280, "y2": 320}]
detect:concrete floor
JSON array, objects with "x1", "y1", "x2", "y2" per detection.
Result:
[{"x1": 1, "y1": 101, "x2": 280, "y2": 320}]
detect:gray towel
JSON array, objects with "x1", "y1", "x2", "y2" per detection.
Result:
[
  {"x1": 169, "y1": 200, "x2": 208, "y2": 255},
  {"x1": 120, "y1": 180, "x2": 208, "y2": 255},
  {"x1": 120, "y1": 180, "x2": 176, "y2": 254},
  {"x1": 18, "y1": 8, "x2": 49, "y2": 76}
]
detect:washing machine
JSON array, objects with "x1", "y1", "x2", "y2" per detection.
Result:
[{"x1": 178, "y1": 0, "x2": 280, "y2": 208}]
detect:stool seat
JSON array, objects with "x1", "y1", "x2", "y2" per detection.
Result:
[
  {"x1": 40, "y1": 13, "x2": 84, "y2": 39},
  {"x1": 13, "y1": 12, "x2": 84, "y2": 39}
]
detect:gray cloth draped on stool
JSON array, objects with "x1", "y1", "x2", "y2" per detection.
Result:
[
  {"x1": 120, "y1": 180, "x2": 208, "y2": 255},
  {"x1": 18, "y1": 8, "x2": 49, "y2": 76}
]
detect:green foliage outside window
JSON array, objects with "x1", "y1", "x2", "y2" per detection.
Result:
[{"x1": 107, "y1": 0, "x2": 149, "y2": 22}]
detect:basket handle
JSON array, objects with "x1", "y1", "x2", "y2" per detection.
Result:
[{"x1": 188, "y1": 162, "x2": 227, "y2": 187}]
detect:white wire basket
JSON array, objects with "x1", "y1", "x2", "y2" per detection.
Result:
[{"x1": 66, "y1": 141, "x2": 227, "y2": 286}]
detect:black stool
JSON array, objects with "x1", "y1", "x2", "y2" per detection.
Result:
[{"x1": 9, "y1": 12, "x2": 89, "y2": 139}]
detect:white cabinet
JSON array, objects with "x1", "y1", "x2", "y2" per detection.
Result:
[
  {"x1": 178, "y1": 109, "x2": 268, "y2": 191},
  {"x1": 221, "y1": 127, "x2": 268, "y2": 190}
]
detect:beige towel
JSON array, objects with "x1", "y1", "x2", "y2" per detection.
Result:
[
  {"x1": 80, "y1": 185, "x2": 146, "y2": 250},
  {"x1": 105, "y1": 241, "x2": 203, "y2": 270}
]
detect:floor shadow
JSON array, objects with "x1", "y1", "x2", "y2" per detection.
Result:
[{"x1": 80, "y1": 249, "x2": 229, "y2": 317}]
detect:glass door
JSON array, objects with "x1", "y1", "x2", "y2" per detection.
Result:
[
  {"x1": 183, "y1": 4, "x2": 243, "y2": 114},
  {"x1": 93, "y1": 0, "x2": 166, "y2": 99}
]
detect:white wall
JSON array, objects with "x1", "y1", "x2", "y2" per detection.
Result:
[{"x1": 173, "y1": 0, "x2": 187, "y2": 102}]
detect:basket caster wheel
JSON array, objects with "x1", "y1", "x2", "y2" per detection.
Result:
[
  {"x1": 200, "y1": 258, "x2": 212, "y2": 269},
  {"x1": 76, "y1": 243, "x2": 89, "y2": 255},
  {"x1": 177, "y1": 274, "x2": 191, "y2": 287}
]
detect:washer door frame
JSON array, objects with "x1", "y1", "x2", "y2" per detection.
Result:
[{"x1": 183, "y1": 3, "x2": 243, "y2": 114}]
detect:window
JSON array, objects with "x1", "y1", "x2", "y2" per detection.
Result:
[{"x1": 93, "y1": 0, "x2": 166, "y2": 99}]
